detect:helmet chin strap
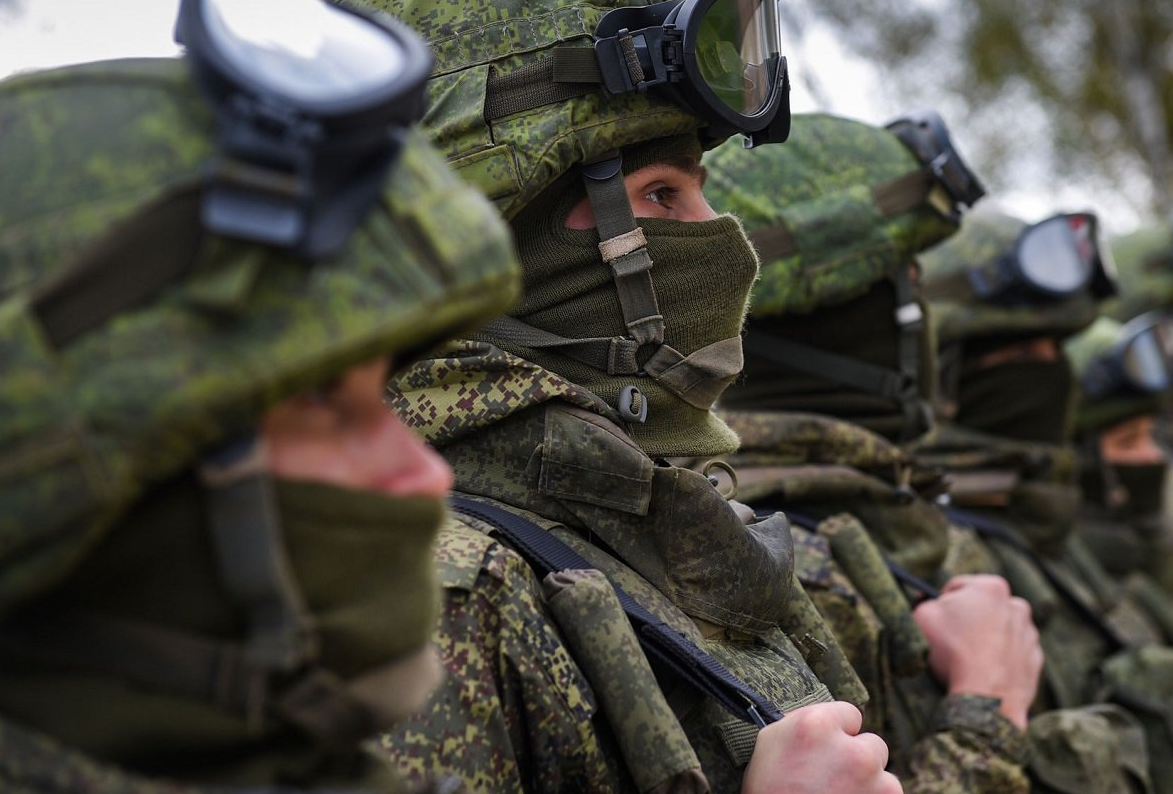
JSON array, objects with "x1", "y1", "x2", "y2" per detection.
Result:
[{"x1": 479, "y1": 150, "x2": 746, "y2": 424}]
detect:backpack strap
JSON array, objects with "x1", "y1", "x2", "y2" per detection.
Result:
[{"x1": 449, "y1": 495, "x2": 783, "y2": 727}]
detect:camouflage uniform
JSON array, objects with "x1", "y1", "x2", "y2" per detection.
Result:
[
  {"x1": 703, "y1": 113, "x2": 1033, "y2": 793},
  {"x1": 916, "y1": 209, "x2": 1173, "y2": 794},
  {"x1": 359, "y1": 0, "x2": 860, "y2": 788},
  {"x1": 0, "y1": 36, "x2": 518, "y2": 794}
]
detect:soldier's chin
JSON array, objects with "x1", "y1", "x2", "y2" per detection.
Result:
[{"x1": 348, "y1": 644, "x2": 444, "y2": 726}]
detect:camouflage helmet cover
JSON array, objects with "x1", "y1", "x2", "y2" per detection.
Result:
[
  {"x1": 1104, "y1": 223, "x2": 1173, "y2": 322},
  {"x1": 703, "y1": 112, "x2": 961, "y2": 317},
  {"x1": 1066, "y1": 315, "x2": 1171, "y2": 433},
  {"x1": 0, "y1": 59, "x2": 520, "y2": 612},
  {"x1": 347, "y1": 0, "x2": 712, "y2": 219},
  {"x1": 918, "y1": 208, "x2": 1101, "y2": 345}
]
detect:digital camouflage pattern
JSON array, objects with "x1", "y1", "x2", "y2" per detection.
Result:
[
  {"x1": 385, "y1": 344, "x2": 842, "y2": 792},
  {"x1": 345, "y1": 0, "x2": 706, "y2": 219},
  {"x1": 919, "y1": 209, "x2": 1101, "y2": 345},
  {"x1": 703, "y1": 112, "x2": 960, "y2": 317},
  {"x1": 1103, "y1": 224, "x2": 1173, "y2": 323},
  {"x1": 715, "y1": 410, "x2": 1031, "y2": 793},
  {"x1": 380, "y1": 519, "x2": 625, "y2": 794},
  {"x1": 912, "y1": 423, "x2": 1173, "y2": 793},
  {"x1": 0, "y1": 58, "x2": 519, "y2": 614}
]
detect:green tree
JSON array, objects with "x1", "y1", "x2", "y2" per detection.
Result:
[{"x1": 788, "y1": 0, "x2": 1173, "y2": 223}]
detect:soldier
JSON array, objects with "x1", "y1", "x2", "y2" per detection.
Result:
[
  {"x1": 1066, "y1": 313, "x2": 1173, "y2": 635},
  {"x1": 358, "y1": 0, "x2": 900, "y2": 791},
  {"x1": 0, "y1": 0, "x2": 519, "y2": 790},
  {"x1": 703, "y1": 110, "x2": 1046, "y2": 792},
  {"x1": 916, "y1": 208, "x2": 1173, "y2": 793}
]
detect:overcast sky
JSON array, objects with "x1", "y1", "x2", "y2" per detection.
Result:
[{"x1": 0, "y1": 0, "x2": 1141, "y2": 234}]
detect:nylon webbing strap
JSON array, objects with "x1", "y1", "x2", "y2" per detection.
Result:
[
  {"x1": 484, "y1": 55, "x2": 599, "y2": 121},
  {"x1": 200, "y1": 440, "x2": 317, "y2": 673},
  {"x1": 743, "y1": 330, "x2": 913, "y2": 403},
  {"x1": 872, "y1": 169, "x2": 935, "y2": 218},
  {"x1": 480, "y1": 315, "x2": 643, "y2": 375},
  {"x1": 450, "y1": 496, "x2": 783, "y2": 726},
  {"x1": 785, "y1": 510, "x2": 940, "y2": 600},
  {"x1": 0, "y1": 610, "x2": 376, "y2": 747},
  {"x1": 32, "y1": 185, "x2": 205, "y2": 348},
  {"x1": 892, "y1": 269, "x2": 927, "y2": 441},
  {"x1": 945, "y1": 507, "x2": 1129, "y2": 652},
  {"x1": 582, "y1": 154, "x2": 665, "y2": 347}
]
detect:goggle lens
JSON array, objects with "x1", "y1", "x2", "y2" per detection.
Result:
[
  {"x1": 1017, "y1": 214, "x2": 1096, "y2": 296},
  {"x1": 1122, "y1": 320, "x2": 1173, "y2": 391},
  {"x1": 202, "y1": 0, "x2": 408, "y2": 104},
  {"x1": 694, "y1": 0, "x2": 782, "y2": 116}
]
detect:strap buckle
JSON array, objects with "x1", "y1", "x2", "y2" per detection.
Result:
[{"x1": 618, "y1": 385, "x2": 648, "y2": 423}]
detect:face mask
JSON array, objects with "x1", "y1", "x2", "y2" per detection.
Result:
[
  {"x1": 500, "y1": 191, "x2": 759, "y2": 457},
  {"x1": 1111, "y1": 463, "x2": 1167, "y2": 518},
  {"x1": 724, "y1": 278, "x2": 936, "y2": 443},
  {"x1": 275, "y1": 479, "x2": 445, "y2": 725},
  {"x1": 956, "y1": 357, "x2": 1076, "y2": 445}
]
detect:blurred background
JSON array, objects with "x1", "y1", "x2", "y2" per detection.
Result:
[{"x1": 2, "y1": 0, "x2": 1169, "y2": 236}]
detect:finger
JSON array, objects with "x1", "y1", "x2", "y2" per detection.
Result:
[{"x1": 850, "y1": 730, "x2": 890, "y2": 770}]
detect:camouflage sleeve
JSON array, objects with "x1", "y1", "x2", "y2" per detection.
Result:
[
  {"x1": 378, "y1": 520, "x2": 620, "y2": 794},
  {"x1": 903, "y1": 694, "x2": 1030, "y2": 794}
]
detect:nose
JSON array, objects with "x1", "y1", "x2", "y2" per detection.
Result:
[{"x1": 370, "y1": 410, "x2": 455, "y2": 498}]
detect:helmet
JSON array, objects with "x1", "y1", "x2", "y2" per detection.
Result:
[
  {"x1": 706, "y1": 110, "x2": 983, "y2": 442},
  {"x1": 0, "y1": 56, "x2": 519, "y2": 611},
  {"x1": 349, "y1": 0, "x2": 793, "y2": 219},
  {"x1": 1067, "y1": 314, "x2": 1173, "y2": 434},
  {"x1": 919, "y1": 209, "x2": 1107, "y2": 346},
  {"x1": 704, "y1": 110, "x2": 976, "y2": 318},
  {"x1": 1104, "y1": 224, "x2": 1173, "y2": 322}
]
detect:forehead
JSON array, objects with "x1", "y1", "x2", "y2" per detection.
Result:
[{"x1": 627, "y1": 156, "x2": 708, "y2": 186}]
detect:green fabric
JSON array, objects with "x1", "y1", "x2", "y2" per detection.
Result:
[
  {"x1": 0, "y1": 475, "x2": 443, "y2": 789},
  {"x1": 702, "y1": 112, "x2": 960, "y2": 317},
  {"x1": 1026, "y1": 704, "x2": 1150, "y2": 794},
  {"x1": 493, "y1": 188, "x2": 758, "y2": 456},
  {"x1": 722, "y1": 279, "x2": 936, "y2": 442},
  {"x1": 0, "y1": 59, "x2": 519, "y2": 615},
  {"x1": 955, "y1": 358, "x2": 1076, "y2": 445},
  {"x1": 349, "y1": 0, "x2": 708, "y2": 221}
]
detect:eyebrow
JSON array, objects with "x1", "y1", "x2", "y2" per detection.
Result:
[{"x1": 657, "y1": 156, "x2": 709, "y2": 188}]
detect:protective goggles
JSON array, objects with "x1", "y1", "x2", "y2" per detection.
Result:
[
  {"x1": 175, "y1": 0, "x2": 433, "y2": 257},
  {"x1": 968, "y1": 212, "x2": 1118, "y2": 302},
  {"x1": 1082, "y1": 312, "x2": 1173, "y2": 399},
  {"x1": 593, "y1": 0, "x2": 791, "y2": 146},
  {"x1": 886, "y1": 109, "x2": 985, "y2": 220}
]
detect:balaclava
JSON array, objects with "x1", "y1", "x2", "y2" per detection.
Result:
[
  {"x1": 479, "y1": 133, "x2": 760, "y2": 457},
  {"x1": 953, "y1": 336, "x2": 1077, "y2": 446},
  {"x1": 724, "y1": 278, "x2": 937, "y2": 442}
]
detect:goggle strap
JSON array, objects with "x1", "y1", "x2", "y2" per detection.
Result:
[
  {"x1": 872, "y1": 169, "x2": 936, "y2": 219},
  {"x1": 32, "y1": 184, "x2": 205, "y2": 349},
  {"x1": 484, "y1": 55, "x2": 599, "y2": 122},
  {"x1": 582, "y1": 158, "x2": 665, "y2": 347},
  {"x1": 749, "y1": 167, "x2": 937, "y2": 267},
  {"x1": 479, "y1": 315, "x2": 644, "y2": 375}
]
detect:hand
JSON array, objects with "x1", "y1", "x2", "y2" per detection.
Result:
[
  {"x1": 742, "y1": 702, "x2": 902, "y2": 794},
  {"x1": 912, "y1": 574, "x2": 1043, "y2": 729}
]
